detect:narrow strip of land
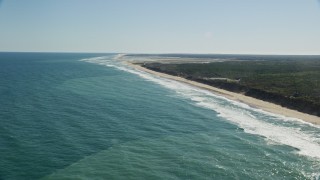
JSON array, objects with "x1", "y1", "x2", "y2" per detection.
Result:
[{"x1": 127, "y1": 62, "x2": 320, "y2": 125}]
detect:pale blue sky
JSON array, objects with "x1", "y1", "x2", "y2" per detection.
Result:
[{"x1": 0, "y1": 0, "x2": 319, "y2": 54}]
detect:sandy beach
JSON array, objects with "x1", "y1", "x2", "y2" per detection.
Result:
[{"x1": 127, "y1": 62, "x2": 320, "y2": 125}]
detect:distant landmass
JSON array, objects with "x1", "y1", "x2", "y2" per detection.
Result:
[{"x1": 127, "y1": 54, "x2": 320, "y2": 117}]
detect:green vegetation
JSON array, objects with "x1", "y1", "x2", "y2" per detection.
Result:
[{"x1": 141, "y1": 59, "x2": 320, "y2": 116}]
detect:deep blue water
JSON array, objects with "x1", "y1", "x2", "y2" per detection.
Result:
[{"x1": 0, "y1": 52, "x2": 319, "y2": 179}]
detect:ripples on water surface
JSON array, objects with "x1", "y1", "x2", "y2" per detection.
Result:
[{"x1": 0, "y1": 53, "x2": 319, "y2": 179}]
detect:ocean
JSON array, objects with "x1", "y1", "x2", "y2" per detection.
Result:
[{"x1": 0, "y1": 52, "x2": 319, "y2": 179}]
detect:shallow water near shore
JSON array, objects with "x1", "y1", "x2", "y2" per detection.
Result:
[{"x1": 0, "y1": 53, "x2": 319, "y2": 179}]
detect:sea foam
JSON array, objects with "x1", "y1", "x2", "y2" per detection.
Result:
[{"x1": 81, "y1": 55, "x2": 320, "y2": 160}]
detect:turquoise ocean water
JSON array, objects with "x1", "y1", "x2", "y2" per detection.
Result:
[{"x1": 0, "y1": 52, "x2": 319, "y2": 179}]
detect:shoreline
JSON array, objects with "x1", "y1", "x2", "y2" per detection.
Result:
[{"x1": 126, "y1": 62, "x2": 320, "y2": 125}]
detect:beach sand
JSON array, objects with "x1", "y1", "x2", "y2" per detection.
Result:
[{"x1": 127, "y1": 62, "x2": 320, "y2": 125}]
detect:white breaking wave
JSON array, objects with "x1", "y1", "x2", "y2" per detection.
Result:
[
  {"x1": 81, "y1": 56, "x2": 320, "y2": 160},
  {"x1": 114, "y1": 53, "x2": 127, "y2": 60}
]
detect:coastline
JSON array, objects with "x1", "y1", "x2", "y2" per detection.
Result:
[{"x1": 127, "y1": 62, "x2": 320, "y2": 125}]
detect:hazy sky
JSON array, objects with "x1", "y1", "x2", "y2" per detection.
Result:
[{"x1": 0, "y1": 0, "x2": 319, "y2": 54}]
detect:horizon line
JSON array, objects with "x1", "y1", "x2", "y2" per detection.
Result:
[{"x1": 0, "y1": 51, "x2": 320, "y2": 56}]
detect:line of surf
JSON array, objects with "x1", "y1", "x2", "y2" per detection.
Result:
[{"x1": 81, "y1": 56, "x2": 320, "y2": 160}]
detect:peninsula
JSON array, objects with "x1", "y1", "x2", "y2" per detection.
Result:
[{"x1": 124, "y1": 54, "x2": 320, "y2": 125}]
